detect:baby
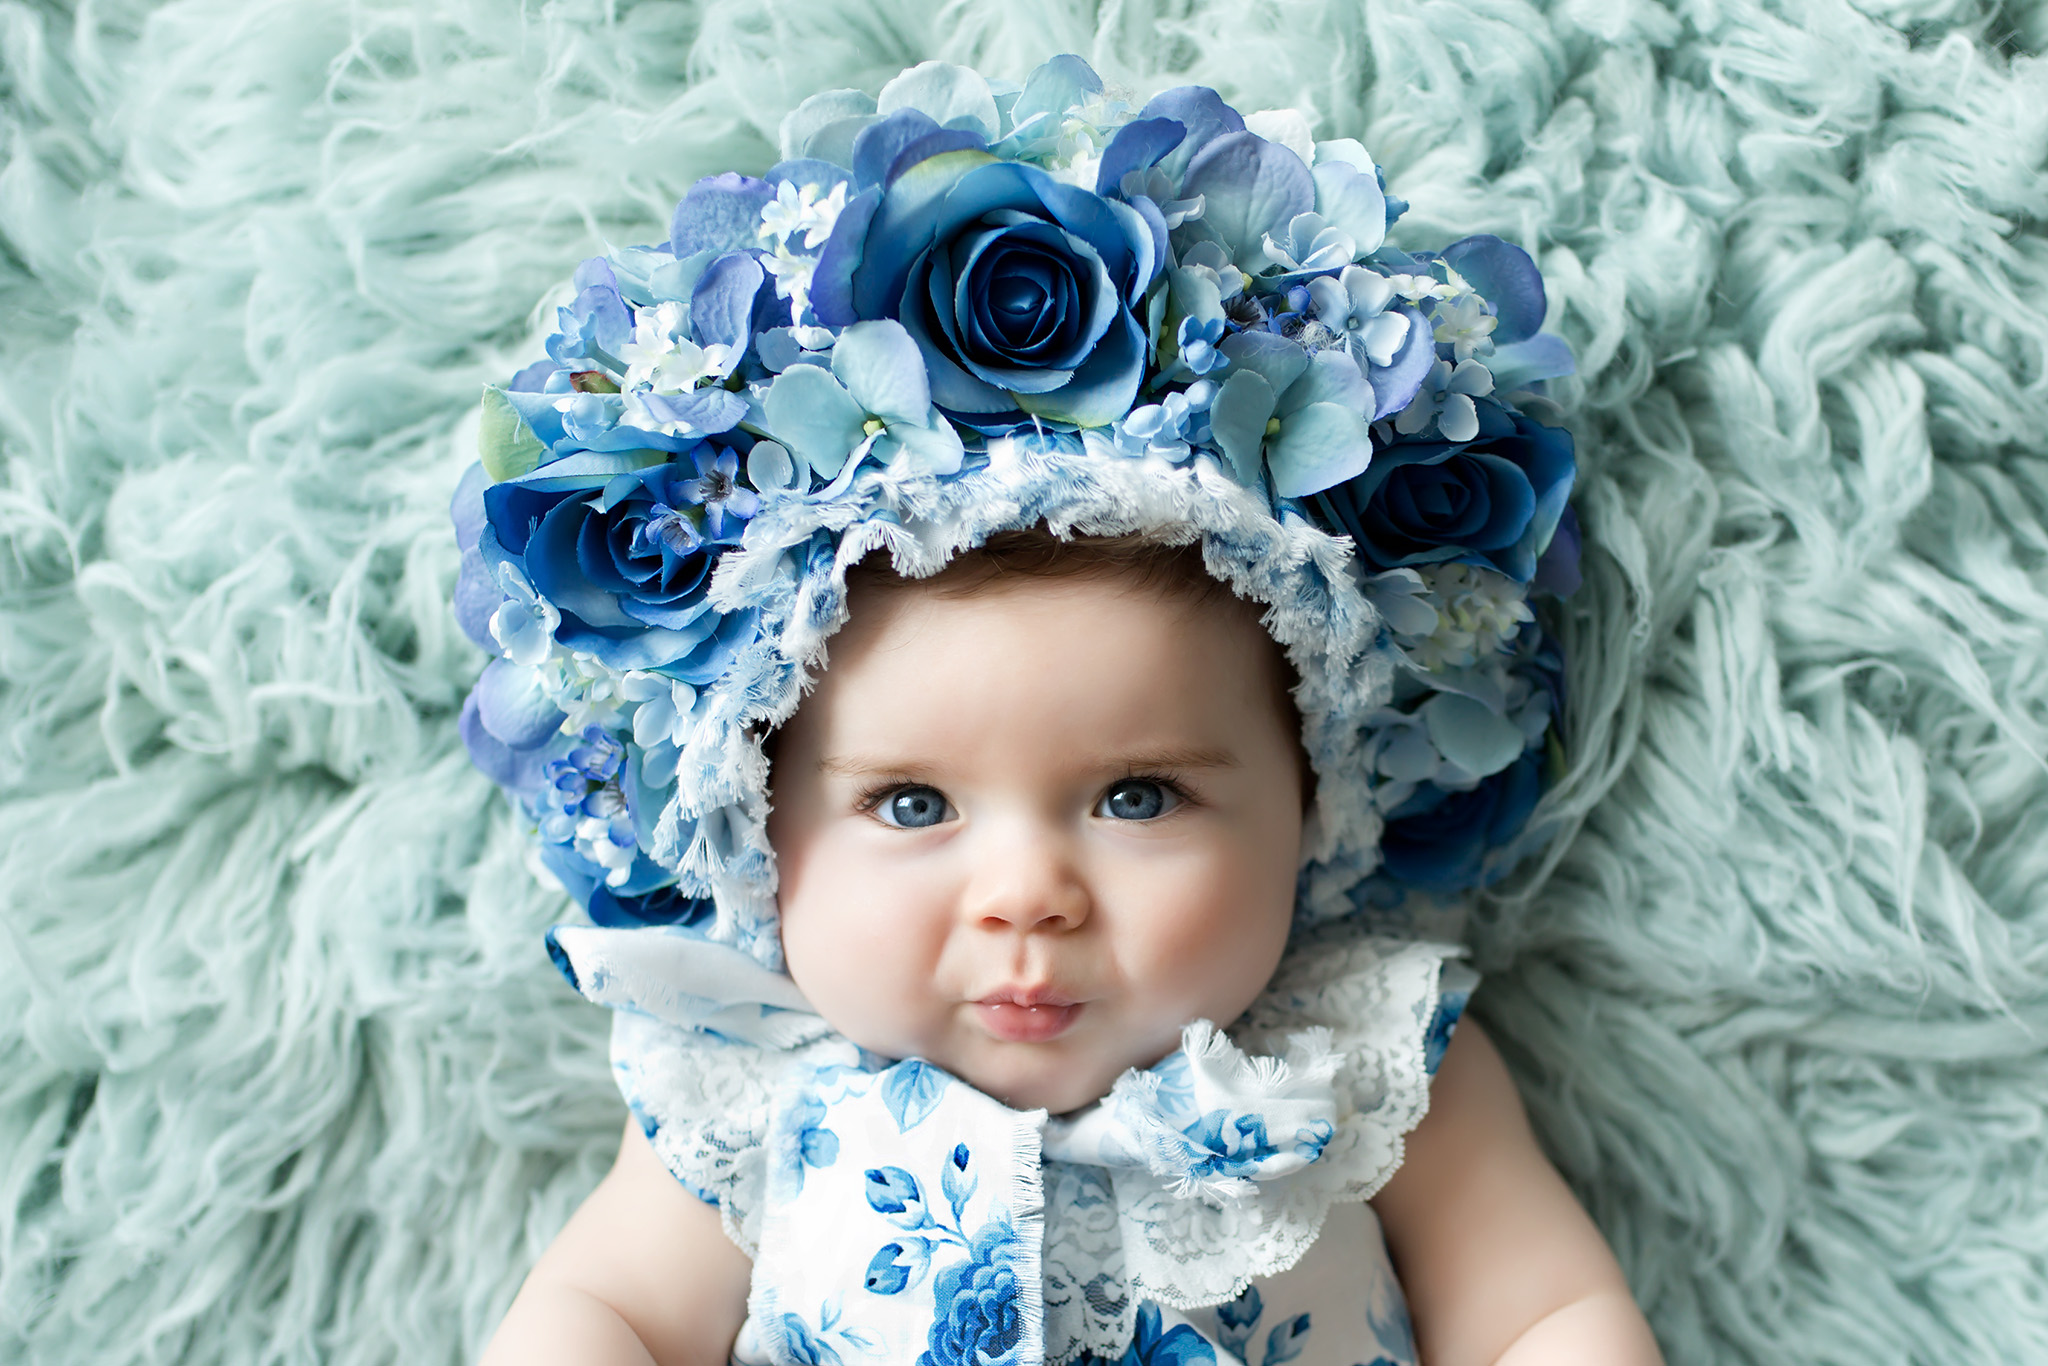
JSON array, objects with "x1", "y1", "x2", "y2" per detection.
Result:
[{"x1": 479, "y1": 532, "x2": 1661, "y2": 1366}]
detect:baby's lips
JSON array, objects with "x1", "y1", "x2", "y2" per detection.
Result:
[
  {"x1": 974, "y1": 998, "x2": 1084, "y2": 1044},
  {"x1": 974, "y1": 984, "x2": 1080, "y2": 1010}
]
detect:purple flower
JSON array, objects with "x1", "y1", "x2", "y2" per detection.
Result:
[{"x1": 678, "y1": 445, "x2": 761, "y2": 539}]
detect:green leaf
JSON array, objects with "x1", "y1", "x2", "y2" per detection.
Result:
[{"x1": 477, "y1": 387, "x2": 546, "y2": 483}]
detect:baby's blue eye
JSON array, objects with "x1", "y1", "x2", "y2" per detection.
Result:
[
  {"x1": 877, "y1": 786, "x2": 951, "y2": 829},
  {"x1": 1097, "y1": 779, "x2": 1176, "y2": 821}
]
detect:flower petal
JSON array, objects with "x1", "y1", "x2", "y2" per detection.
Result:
[
  {"x1": 764, "y1": 363, "x2": 868, "y2": 476},
  {"x1": 1439, "y1": 234, "x2": 1546, "y2": 345},
  {"x1": 1094, "y1": 115, "x2": 1187, "y2": 196},
  {"x1": 777, "y1": 87, "x2": 876, "y2": 162},
  {"x1": 1137, "y1": 85, "x2": 1247, "y2": 180},
  {"x1": 688, "y1": 251, "x2": 763, "y2": 359},
  {"x1": 830, "y1": 318, "x2": 932, "y2": 426},
  {"x1": 848, "y1": 149, "x2": 997, "y2": 320},
  {"x1": 745, "y1": 439, "x2": 798, "y2": 491},
  {"x1": 668, "y1": 173, "x2": 776, "y2": 258},
  {"x1": 880, "y1": 416, "x2": 964, "y2": 477},
  {"x1": 877, "y1": 60, "x2": 999, "y2": 141},
  {"x1": 1010, "y1": 307, "x2": 1144, "y2": 428},
  {"x1": 1370, "y1": 306, "x2": 1437, "y2": 419},
  {"x1": 1281, "y1": 350, "x2": 1370, "y2": 418},
  {"x1": 1423, "y1": 691, "x2": 1529, "y2": 778},
  {"x1": 1208, "y1": 368, "x2": 1276, "y2": 485},
  {"x1": 478, "y1": 386, "x2": 547, "y2": 483},
  {"x1": 1007, "y1": 54, "x2": 1102, "y2": 141},
  {"x1": 1267, "y1": 400, "x2": 1372, "y2": 498},
  {"x1": 459, "y1": 692, "x2": 552, "y2": 795},
  {"x1": 1218, "y1": 329, "x2": 1309, "y2": 396},
  {"x1": 1179, "y1": 131, "x2": 1315, "y2": 267},
  {"x1": 1312, "y1": 157, "x2": 1387, "y2": 257},
  {"x1": 474, "y1": 658, "x2": 564, "y2": 749},
  {"x1": 1487, "y1": 333, "x2": 1576, "y2": 390}
]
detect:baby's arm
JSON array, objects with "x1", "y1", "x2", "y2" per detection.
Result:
[
  {"x1": 1372, "y1": 1019, "x2": 1663, "y2": 1366},
  {"x1": 480, "y1": 1121, "x2": 750, "y2": 1366}
]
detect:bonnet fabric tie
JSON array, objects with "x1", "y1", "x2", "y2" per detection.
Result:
[{"x1": 454, "y1": 53, "x2": 1574, "y2": 1366}]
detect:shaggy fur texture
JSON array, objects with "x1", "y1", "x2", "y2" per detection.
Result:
[{"x1": 3, "y1": 1, "x2": 2045, "y2": 1361}]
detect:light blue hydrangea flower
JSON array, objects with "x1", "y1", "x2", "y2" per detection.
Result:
[{"x1": 763, "y1": 320, "x2": 965, "y2": 484}]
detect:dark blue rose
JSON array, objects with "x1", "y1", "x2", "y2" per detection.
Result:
[
  {"x1": 480, "y1": 448, "x2": 756, "y2": 677},
  {"x1": 919, "y1": 1219, "x2": 1025, "y2": 1366},
  {"x1": 1379, "y1": 748, "x2": 1545, "y2": 891},
  {"x1": 813, "y1": 116, "x2": 1160, "y2": 428},
  {"x1": 1531, "y1": 502, "x2": 1582, "y2": 598},
  {"x1": 1316, "y1": 402, "x2": 1574, "y2": 583},
  {"x1": 537, "y1": 833, "x2": 710, "y2": 929}
]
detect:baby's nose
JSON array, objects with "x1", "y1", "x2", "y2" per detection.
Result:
[{"x1": 958, "y1": 828, "x2": 1091, "y2": 933}]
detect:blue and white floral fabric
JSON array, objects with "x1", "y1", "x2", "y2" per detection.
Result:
[{"x1": 550, "y1": 916, "x2": 1475, "y2": 1366}]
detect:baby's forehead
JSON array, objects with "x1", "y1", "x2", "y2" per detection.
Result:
[{"x1": 784, "y1": 563, "x2": 1301, "y2": 761}]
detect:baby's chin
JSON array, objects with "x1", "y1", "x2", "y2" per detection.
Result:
[{"x1": 941, "y1": 1037, "x2": 1169, "y2": 1117}]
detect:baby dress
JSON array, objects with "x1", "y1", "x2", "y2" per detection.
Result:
[{"x1": 549, "y1": 914, "x2": 1477, "y2": 1366}]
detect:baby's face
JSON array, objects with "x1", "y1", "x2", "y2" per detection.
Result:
[{"x1": 768, "y1": 571, "x2": 1305, "y2": 1114}]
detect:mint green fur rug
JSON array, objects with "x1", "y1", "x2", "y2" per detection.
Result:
[{"x1": 4, "y1": 1, "x2": 2046, "y2": 1361}]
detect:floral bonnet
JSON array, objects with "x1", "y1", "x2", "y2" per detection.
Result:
[{"x1": 452, "y1": 54, "x2": 1581, "y2": 970}]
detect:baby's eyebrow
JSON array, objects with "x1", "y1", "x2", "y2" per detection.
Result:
[
  {"x1": 814, "y1": 746, "x2": 1240, "y2": 778},
  {"x1": 1102, "y1": 745, "x2": 1241, "y2": 771},
  {"x1": 815, "y1": 755, "x2": 940, "y2": 780}
]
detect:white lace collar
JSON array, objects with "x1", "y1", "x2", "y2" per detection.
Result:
[{"x1": 547, "y1": 917, "x2": 1466, "y2": 1363}]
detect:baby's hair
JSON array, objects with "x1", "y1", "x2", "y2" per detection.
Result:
[{"x1": 849, "y1": 528, "x2": 1241, "y2": 608}]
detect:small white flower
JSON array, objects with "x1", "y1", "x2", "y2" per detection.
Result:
[
  {"x1": 762, "y1": 244, "x2": 821, "y2": 326},
  {"x1": 1432, "y1": 290, "x2": 1498, "y2": 364},
  {"x1": 758, "y1": 180, "x2": 848, "y2": 252},
  {"x1": 616, "y1": 302, "x2": 736, "y2": 392},
  {"x1": 1398, "y1": 563, "x2": 1532, "y2": 671},
  {"x1": 547, "y1": 652, "x2": 636, "y2": 733},
  {"x1": 489, "y1": 562, "x2": 560, "y2": 666},
  {"x1": 1395, "y1": 358, "x2": 1495, "y2": 443}
]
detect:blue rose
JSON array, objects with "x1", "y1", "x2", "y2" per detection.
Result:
[
  {"x1": 1379, "y1": 748, "x2": 1545, "y2": 891},
  {"x1": 813, "y1": 117, "x2": 1160, "y2": 428},
  {"x1": 1095, "y1": 1303, "x2": 1216, "y2": 1365},
  {"x1": 779, "y1": 1313, "x2": 842, "y2": 1366},
  {"x1": 480, "y1": 448, "x2": 757, "y2": 676},
  {"x1": 919, "y1": 1218, "x2": 1025, "y2": 1366},
  {"x1": 1315, "y1": 401, "x2": 1574, "y2": 583}
]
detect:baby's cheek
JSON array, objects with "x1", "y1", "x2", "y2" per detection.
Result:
[
  {"x1": 1126, "y1": 865, "x2": 1290, "y2": 1024},
  {"x1": 781, "y1": 862, "x2": 952, "y2": 1048}
]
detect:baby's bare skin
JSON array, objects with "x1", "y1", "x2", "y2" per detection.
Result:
[{"x1": 482, "y1": 573, "x2": 1661, "y2": 1366}]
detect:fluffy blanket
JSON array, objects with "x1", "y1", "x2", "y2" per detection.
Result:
[{"x1": 3, "y1": 1, "x2": 2044, "y2": 1361}]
